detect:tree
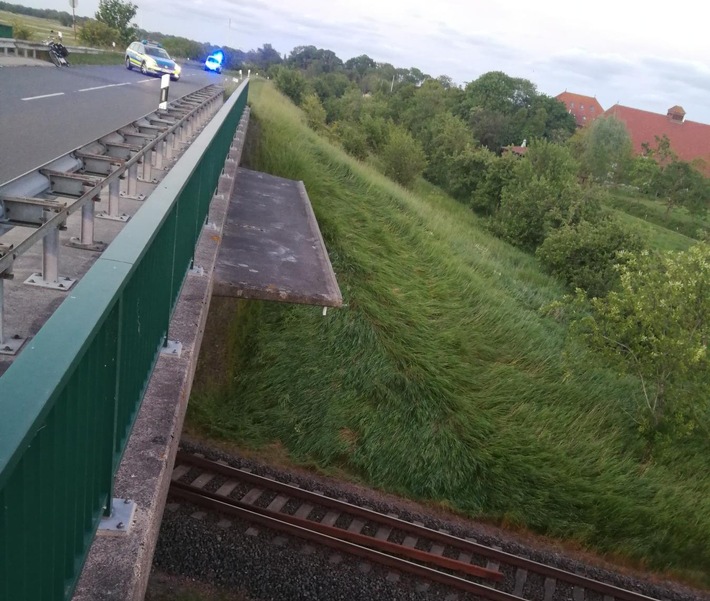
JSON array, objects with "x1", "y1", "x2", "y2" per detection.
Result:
[
  {"x1": 79, "y1": 19, "x2": 120, "y2": 47},
  {"x1": 573, "y1": 116, "x2": 633, "y2": 183},
  {"x1": 656, "y1": 159, "x2": 709, "y2": 218},
  {"x1": 95, "y1": 0, "x2": 137, "y2": 45},
  {"x1": 571, "y1": 244, "x2": 710, "y2": 436},
  {"x1": 379, "y1": 125, "x2": 427, "y2": 188}
]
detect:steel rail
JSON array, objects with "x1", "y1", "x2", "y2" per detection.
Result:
[
  {"x1": 172, "y1": 479, "x2": 502, "y2": 581},
  {"x1": 175, "y1": 452, "x2": 662, "y2": 601},
  {"x1": 170, "y1": 484, "x2": 523, "y2": 601},
  {"x1": 0, "y1": 85, "x2": 223, "y2": 274}
]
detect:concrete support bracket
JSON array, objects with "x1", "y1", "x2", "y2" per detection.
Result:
[{"x1": 97, "y1": 499, "x2": 137, "y2": 536}]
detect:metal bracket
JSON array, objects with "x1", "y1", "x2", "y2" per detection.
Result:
[
  {"x1": 96, "y1": 211, "x2": 130, "y2": 222},
  {"x1": 0, "y1": 334, "x2": 25, "y2": 355},
  {"x1": 66, "y1": 237, "x2": 108, "y2": 252},
  {"x1": 24, "y1": 273, "x2": 76, "y2": 291},
  {"x1": 97, "y1": 498, "x2": 137, "y2": 536},
  {"x1": 160, "y1": 339, "x2": 182, "y2": 357},
  {"x1": 40, "y1": 169, "x2": 100, "y2": 197},
  {"x1": 0, "y1": 196, "x2": 65, "y2": 228}
]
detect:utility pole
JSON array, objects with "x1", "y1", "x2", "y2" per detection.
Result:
[{"x1": 69, "y1": 0, "x2": 77, "y2": 37}]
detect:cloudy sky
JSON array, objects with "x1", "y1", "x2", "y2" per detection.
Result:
[{"x1": 28, "y1": 0, "x2": 710, "y2": 122}]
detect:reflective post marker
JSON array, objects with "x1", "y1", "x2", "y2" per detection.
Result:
[{"x1": 159, "y1": 74, "x2": 170, "y2": 110}]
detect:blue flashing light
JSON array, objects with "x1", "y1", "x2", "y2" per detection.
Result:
[{"x1": 210, "y1": 51, "x2": 224, "y2": 65}]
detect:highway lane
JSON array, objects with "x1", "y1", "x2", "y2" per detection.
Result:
[{"x1": 0, "y1": 63, "x2": 225, "y2": 184}]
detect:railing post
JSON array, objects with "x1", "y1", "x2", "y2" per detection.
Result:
[
  {"x1": 68, "y1": 196, "x2": 108, "y2": 251},
  {"x1": 24, "y1": 213, "x2": 76, "y2": 290},
  {"x1": 0, "y1": 271, "x2": 26, "y2": 355}
]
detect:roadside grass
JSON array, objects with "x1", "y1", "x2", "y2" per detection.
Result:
[
  {"x1": 0, "y1": 9, "x2": 123, "y2": 66},
  {"x1": 68, "y1": 51, "x2": 124, "y2": 65},
  {"x1": 188, "y1": 80, "x2": 710, "y2": 585},
  {"x1": 0, "y1": 9, "x2": 78, "y2": 44}
]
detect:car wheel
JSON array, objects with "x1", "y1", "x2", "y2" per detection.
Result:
[
  {"x1": 140, "y1": 61, "x2": 148, "y2": 75},
  {"x1": 125, "y1": 56, "x2": 132, "y2": 70},
  {"x1": 171, "y1": 74, "x2": 179, "y2": 81}
]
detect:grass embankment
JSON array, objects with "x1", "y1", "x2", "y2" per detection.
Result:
[
  {"x1": 188, "y1": 80, "x2": 710, "y2": 585},
  {"x1": 605, "y1": 186, "x2": 709, "y2": 250}
]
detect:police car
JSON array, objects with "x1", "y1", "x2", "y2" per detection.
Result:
[
  {"x1": 125, "y1": 40, "x2": 181, "y2": 81},
  {"x1": 204, "y1": 52, "x2": 223, "y2": 74}
]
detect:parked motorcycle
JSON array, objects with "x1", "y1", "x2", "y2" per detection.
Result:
[{"x1": 44, "y1": 38, "x2": 70, "y2": 67}]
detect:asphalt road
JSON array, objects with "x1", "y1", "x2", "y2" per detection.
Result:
[{"x1": 0, "y1": 63, "x2": 224, "y2": 184}]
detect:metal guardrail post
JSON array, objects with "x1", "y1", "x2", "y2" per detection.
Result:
[
  {"x1": 166, "y1": 133, "x2": 174, "y2": 160},
  {"x1": 24, "y1": 213, "x2": 76, "y2": 290},
  {"x1": 155, "y1": 140, "x2": 165, "y2": 171},
  {"x1": 68, "y1": 196, "x2": 107, "y2": 252},
  {"x1": 142, "y1": 152, "x2": 153, "y2": 182},
  {"x1": 97, "y1": 176, "x2": 130, "y2": 223},
  {"x1": 120, "y1": 161, "x2": 145, "y2": 201},
  {"x1": 0, "y1": 270, "x2": 25, "y2": 355}
]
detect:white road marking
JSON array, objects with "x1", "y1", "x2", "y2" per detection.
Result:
[
  {"x1": 77, "y1": 83, "x2": 131, "y2": 92},
  {"x1": 137, "y1": 79, "x2": 154, "y2": 84},
  {"x1": 22, "y1": 92, "x2": 65, "y2": 101}
]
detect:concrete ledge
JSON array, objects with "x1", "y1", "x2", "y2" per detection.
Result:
[{"x1": 70, "y1": 111, "x2": 249, "y2": 601}]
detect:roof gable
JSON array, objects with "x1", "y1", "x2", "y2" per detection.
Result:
[{"x1": 555, "y1": 92, "x2": 604, "y2": 127}]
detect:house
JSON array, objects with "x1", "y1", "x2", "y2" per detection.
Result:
[
  {"x1": 604, "y1": 104, "x2": 710, "y2": 174},
  {"x1": 555, "y1": 92, "x2": 604, "y2": 127}
]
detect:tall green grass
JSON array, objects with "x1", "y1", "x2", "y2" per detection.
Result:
[{"x1": 188, "y1": 81, "x2": 710, "y2": 584}]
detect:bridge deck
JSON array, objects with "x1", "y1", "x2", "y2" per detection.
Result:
[{"x1": 214, "y1": 168, "x2": 342, "y2": 307}]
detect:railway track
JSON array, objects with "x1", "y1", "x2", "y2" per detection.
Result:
[{"x1": 169, "y1": 451, "x2": 664, "y2": 601}]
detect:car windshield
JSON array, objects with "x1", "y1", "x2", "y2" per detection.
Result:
[{"x1": 145, "y1": 46, "x2": 170, "y2": 59}]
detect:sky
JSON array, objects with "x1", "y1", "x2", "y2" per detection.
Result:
[{"x1": 25, "y1": 0, "x2": 710, "y2": 123}]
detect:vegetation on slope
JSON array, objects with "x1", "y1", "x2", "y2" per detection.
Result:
[{"x1": 189, "y1": 81, "x2": 710, "y2": 584}]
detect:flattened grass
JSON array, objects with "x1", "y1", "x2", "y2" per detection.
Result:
[{"x1": 189, "y1": 81, "x2": 710, "y2": 584}]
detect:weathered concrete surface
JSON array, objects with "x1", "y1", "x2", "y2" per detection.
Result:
[
  {"x1": 70, "y1": 117, "x2": 246, "y2": 600},
  {"x1": 214, "y1": 167, "x2": 342, "y2": 307}
]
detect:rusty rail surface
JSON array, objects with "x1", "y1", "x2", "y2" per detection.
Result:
[{"x1": 171, "y1": 452, "x2": 662, "y2": 601}]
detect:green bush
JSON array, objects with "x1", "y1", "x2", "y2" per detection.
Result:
[
  {"x1": 332, "y1": 121, "x2": 368, "y2": 160},
  {"x1": 536, "y1": 218, "x2": 645, "y2": 297},
  {"x1": 301, "y1": 93, "x2": 327, "y2": 132},
  {"x1": 11, "y1": 20, "x2": 31, "y2": 40},
  {"x1": 493, "y1": 141, "x2": 585, "y2": 250},
  {"x1": 274, "y1": 67, "x2": 308, "y2": 105},
  {"x1": 379, "y1": 125, "x2": 427, "y2": 188},
  {"x1": 79, "y1": 19, "x2": 120, "y2": 47}
]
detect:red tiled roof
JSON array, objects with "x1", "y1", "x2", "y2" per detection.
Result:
[
  {"x1": 555, "y1": 92, "x2": 604, "y2": 127},
  {"x1": 604, "y1": 104, "x2": 710, "y2": 174}
]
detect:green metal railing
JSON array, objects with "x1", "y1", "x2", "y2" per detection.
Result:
[{"x1": 0, "y1": 79, "x2": 249, "y2": 601}]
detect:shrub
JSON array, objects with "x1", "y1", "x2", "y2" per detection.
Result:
[
  {"x1": 493, "y1": 141, "x2": 584, "y2": 250},
  {"x1": 332, "y1": 121, "x2": 368, "y2": 160},
  {"x1": 301, "y1": 94, "x2": 327, "y2": 132},
  {"x1": 11, "y1": 20, "x2": 32, "y2": 40},
  {"x1": 79, "y1": 19, "x2": 120, "y2": 47},
  {"x1": 536, "y1": 218, "x2": 645, "y2": 297},
  {"x1": 379, "y1": 125, "x2": 427, "y2": 188},
  {"x1": 275, "y1": 67, "x2": 308, "y2": 105}
]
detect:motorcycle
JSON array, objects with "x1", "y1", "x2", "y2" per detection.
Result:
[{"x1": 45, "y1": 38, "x2": 70, "y2": 67}]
